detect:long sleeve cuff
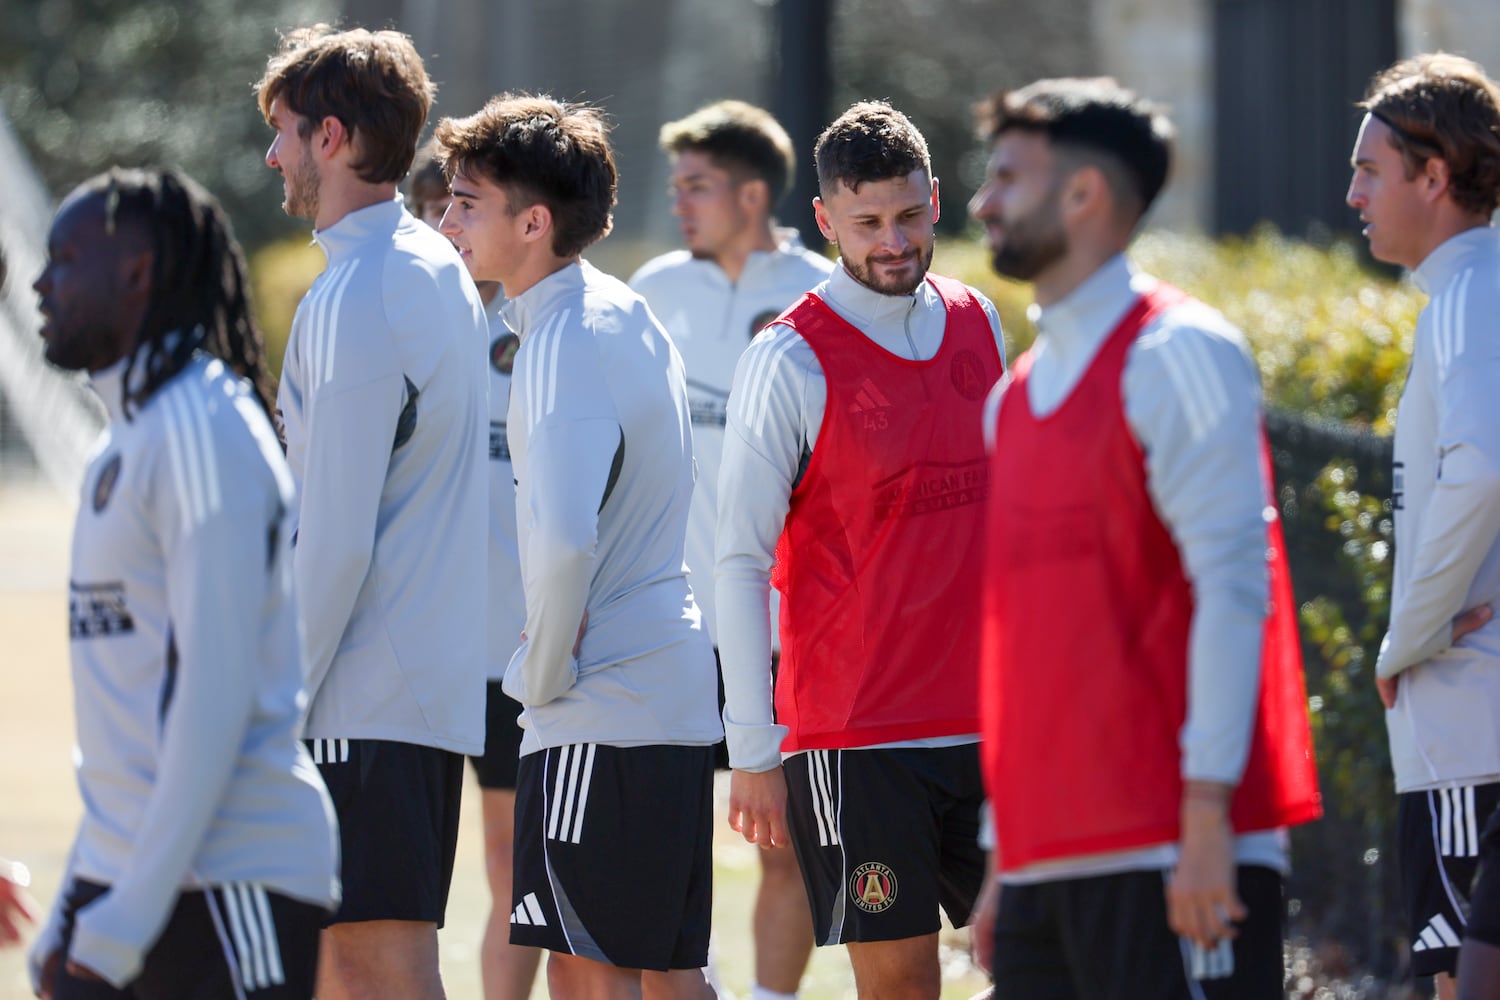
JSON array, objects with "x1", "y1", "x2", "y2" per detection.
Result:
[
  {"x1": 69, "y1": 904, "x2": 146, "y2": 989},
  {"x1": 725, "y1": 720, "x2": 788, "y2": 773}
]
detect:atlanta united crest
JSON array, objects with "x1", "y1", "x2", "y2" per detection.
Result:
[
  {"x1": 491, "y1": 333, "x2": 520, "y2": 375},
  {"x1": 93, "y1": 454, "x2": 122, "y2": 512},
  {"x1": 849, "y1": 862, "x2": 898, "y2": 913}
]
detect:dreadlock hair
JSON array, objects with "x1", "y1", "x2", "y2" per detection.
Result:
[{"x1": 85, "y1": 167, "x2": 275, "y2": 421}]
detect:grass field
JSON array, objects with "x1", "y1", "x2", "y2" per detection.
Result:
[{"x1": 0, "y1": 477, "x2": 987, "y2": 999}]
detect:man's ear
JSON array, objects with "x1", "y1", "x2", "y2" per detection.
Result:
[
  {"x1": 930, "y1": 175, "x2": 941, "y2": 225},
  {"x1": 1423, "y1": 155, "x2": 1452, "y2": 202},
  {"x1": 119, "y1": 247, "x2": 155, "y2": 300},
  {"x1": 738, "y1": 178, "x2": 771, "y2": 216},
  {"x1": 314, "y1": 115, "x2": 352, "y2": 161},
  {"x1": 813, "y1": 196, "x2": 836, "y2": 244},
  {"x1": 522, "y1": 202, "x2": 554, "y2": 245}
]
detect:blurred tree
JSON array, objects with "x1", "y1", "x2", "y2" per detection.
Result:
[
  {"x1": 0, "y1": 0, "x2": 334, "y2": 250},
  {"x1": 832, "y1": 0, "x2": 1093, "y2": 233}
]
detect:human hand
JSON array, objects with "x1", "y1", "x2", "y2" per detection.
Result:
[
  {"x1": 1378, "y1": 605, "x2": 1493, "y2": 709},
  {"x1": 0, "y1": 860, "x2": 36, "y2": 947},
  {"x1": 728, "y1": 767, "x2": 791, "y2": 848},
  {"x1": 1166, "y1": 783, "x2": 1246, "y2": 949},
  {"x1": 968, "y1": 857, "x2": 1001, "y2": 974}
]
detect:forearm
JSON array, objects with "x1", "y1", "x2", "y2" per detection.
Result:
[
  {"x1": 716, "y1": 427, "x2": 795, "y2": 772},
  {"x1": 512, "y1": 419, "x2": 617, "y2": 706},
  {"x1": 293, "y1": 376, "x2": 402, "y2": 695},
  {"x1": 1379, "y1": 443, "x2": 1500, "y2": 677}
]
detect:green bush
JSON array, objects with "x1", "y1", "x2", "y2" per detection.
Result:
[
  {"x1": 249, "y1": 234, "x2": 323, "y2": 383},
  {"x1": 938, "y1": 225, "x2": 1422, "y2": 431}
]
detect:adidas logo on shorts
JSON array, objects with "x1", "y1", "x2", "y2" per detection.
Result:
[{"x1": 511, "y1": 892, "x2": 547, "y2": 927}]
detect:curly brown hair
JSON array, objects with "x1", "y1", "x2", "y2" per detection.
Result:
[
  {"x1": 432, "y1": 94, "x2": 616, "y2": 259},
  {"x1": 1360, "y1": 52, "x2": 1500, "y2": 217},
  {"x1": 255, "y1": 24, "x2": 434, "y2": 186},
  {"x1": 814, "y1": 101, "x2": 931, "y2": 196}
]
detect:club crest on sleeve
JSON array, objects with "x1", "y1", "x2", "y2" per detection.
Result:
[
  {"x1": 491, "y1": 333, "x2": 521, "y2": 375},
  {"x1": 748, "y1": 309, "x2": 781, "y2": 342},
  {"x1": 93, "y1": 454, "x2": 122, "y2": 512},
  {"x1": 849, "y1": 861, "x2": 897, "y2": 913}
]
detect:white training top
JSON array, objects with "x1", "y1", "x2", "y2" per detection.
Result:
[
  {"x1": 629, "y1": 233, "x2": 834, "y2": 646},
  {"x1": 279, "y1": 196, "x2": 490, "y2": 754},
  {"x1": 715, "y1": 262, "x2": 1005, "y2": 773},
  {"x1": 981, "y1": 254, "x2": 1285, "y2": 882},
  {"x1": 502, "y1": 260, "x2": 721, "y2": 753},
  {"x1": 34, "y1": 350, "x2": 339, "y2": 988},
  {"x1": 1381, "y1": 225, "x2": 1500, "y2": 793}
]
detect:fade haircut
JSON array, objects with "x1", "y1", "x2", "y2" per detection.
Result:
[
  {"x1": 659, "y1": 100, "x2": 796, "y2": 203},
  {"x1": 85, "y1": 167, "x2": 274, "y2": 420},
  {"x1": 407, "y1": 138, "x2": 449, "y2": 209},
  {"x1": 1359, "y1": 52, "x2": 1500, "y2": 217},
  {"x1": 976, "y1": 77, "x2": 1174, "y2": 222},
  {"x1": 814, "y1": 101, "x2": 931, "y2": 195},
  {"x1": 255, "y1": 24, "x2": 435, "y2": 185},
  {"x1": 432, "y1": 93, "x2": 617, "y2": 259}
]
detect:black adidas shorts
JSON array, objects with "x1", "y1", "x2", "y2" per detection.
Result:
[
  {"x1": 309, "y1": 738, "x2": 464, "y2": 926},
  {"x1": 782, "y1": 743, "x2": 985, "y2": 945},
  {"x1": 1466, "y1": 801, "x2": 1500, "y2": 947},
  {"x1": 49, "y1": 878, "x2": 324, "y2": 999},
  {"x1": 990, "y1": 866, "x2": 1285, "y2": 999},
  {"x1": 469, "y1": 681, "x2": 525, "y2": 790},
  {"x1": 510, "y1": 742, "x2": 715, "y2": 970},
  {"x1": 1397, "y1": 782, "x2": 1500, "y2": 976}
]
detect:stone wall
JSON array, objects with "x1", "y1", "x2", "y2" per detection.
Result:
[{"x1": 1091, "y1": 0, "x2": 1211, "y2": 232}]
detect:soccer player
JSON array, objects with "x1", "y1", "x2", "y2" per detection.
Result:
[
  {"x1": 628, "y1": 99, "x2": 832, "y2": 1000},
  {"x1": 255, "y1": 25, "x2": 489, "y2": 1000},
  {"x1": 716, "y1": 101, "x2": 1005, "y2": 998},
  {"x1": 407, "y1": 141, "x2": 540, "y2": 1000},
  {"x1": 1342, "y1": 54, "x2": 1500, "y2": 1000},
  {"x1": 27, "y1": 167, "x2": 339, "y2": 998},
  {"x1": 433, "y1": 93, "x2": 722, "y2": 999},
  {"x1": 970, "y1": 77, "x2": 1322, "y2": 998}
]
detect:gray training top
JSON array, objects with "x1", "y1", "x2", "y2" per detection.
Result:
[
  {"x1": 501, "y1": 260, "x2": 722, "y2": 753},
  {"x1": 1381, "y1": 225, "x2": 1500, "y2": 793},
  {"x1": 279, "y1": 196, "x2": 490, "y2": 753},
  {"x1": 33, "y1": 351, "x2": 339, "y2": 988}
]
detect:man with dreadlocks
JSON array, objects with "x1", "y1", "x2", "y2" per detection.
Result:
[
  {"x1": 26, "y1": 167, "x2": 339, "y2": 999},
  {"x1": 255, "y1": 23, "x2": 488, "y2": 1000}
]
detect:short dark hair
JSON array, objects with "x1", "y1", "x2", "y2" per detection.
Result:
[
  {"x1": 432, "y1": 93, "x2": 617, "y2": 259},
  {"x1": 814, "y1": 101, "x2": 931, "y2": 195},
  {"x1": 255, "y1": 24, "x2": 435, "y2": 185},
  {"x1": 976, "y1": 77, "x2": 1174, "y2": 221},
  {"x1": 1359, "y1": 52, "x2": 1500, "y2": 217},
  {"x1": 659, "y1": 100, "x2": 795, "y2": 203},
  {"x1": 407, "y1": 138, "x2": 449, "y2": 208}
]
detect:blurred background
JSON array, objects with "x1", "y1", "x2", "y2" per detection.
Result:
[{"x1": 3, "y1": 1, "x2": 1500, "y2": 996}]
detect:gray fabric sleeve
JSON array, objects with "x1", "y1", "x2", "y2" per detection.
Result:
[
  {"x1": 505, "y1": 417, "x2": 620, "y2": 705},
  {"x1": 715, "y1": 325, "x2": 816, "y2": 771},
  {"x1": 1378, "y1": 316, "x2": 1500, "y2": 678},
  {"x1": 69, "y1": 418, "x2": 276, "y2": 986},
  {"x1": 292, "y1": 368, "x2": 404, "y2": 701},
  {"x1": 1124, "y1": 306, "x2": 1269, "y2": 785}
]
